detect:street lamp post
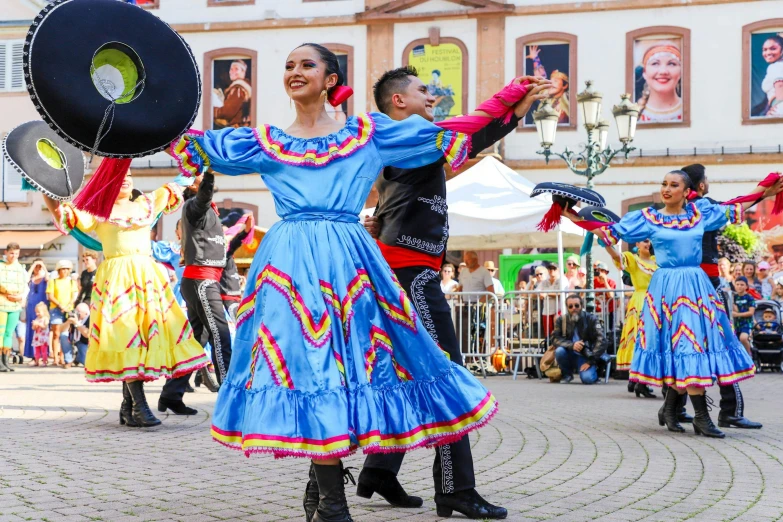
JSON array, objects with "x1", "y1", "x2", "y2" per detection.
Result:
[{"x1": 533, "y1": 81, "x2": 640, "y2": 312}]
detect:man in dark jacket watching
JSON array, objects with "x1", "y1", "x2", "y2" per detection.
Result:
[{"x1": 553, "y1": 294, "x2": 606, "y2": 385}]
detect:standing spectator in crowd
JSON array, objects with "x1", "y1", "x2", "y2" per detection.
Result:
[
  {"x1": 31, "y1": 302, "x2": 50, "y2": 366},
  {"x1": 528, "y1": 265, "x2": 546, "y2": 290},
  {"x1": 457, "y1": 251, "x2": 494, "y2": 353},
  {"x1": 565, "y1": 255, "x2": 581, "y2": 289},
  {"x1": 732, "y1": 277, "x2": 755, "y2": 356},
  {"x1": 536, "y1": 262, "x2": 562, "y2": 340},
  {"x1": 440, "y1": 263, "x2": 459, "y2": 295},
  {"x1": 772, "y1": 279, "x2": 783, "y2": 304},
  {"x1": 552, "y1": 294, "x2": 606, "y2": 384},
  {"x1": 593, "y1": 261, "x2": 617, "y2": 329},
  {"x1": 742, "y1": 261, "x2": 762, "y2": 297},
  {"x1": 24, "y1": 259, "x2": 49, "y2": 364},
  {"x1": 718, "y1": 257, "x2": 734, "y2": 290},
  {"x1": 67, "y1": 303, "x2": 90, "y2": 368},
  {"x1": 732, "y1": 263, "x2": 743, "y2": 283},
  {"x1": 46, "y1": 260, "x2": 78, "y2": 367},
  {"x1": 0, "y1": 243, "x2": 28, "y2": 372},
  {"x1": 483, "y1": 261, "x2": 505, "y2": 296},
  {"x1": 12, "y1": 309, "x2": 26, "y2": 364},
  {"x1": 457, "y1": 261, "x2": 468, "y2": 280},
  {"x1": 757, "y1": 261, "x2": 774, "y2": 298},
  {"x1": 76, "y1": 251, "x2": 99, "y2": 306}
]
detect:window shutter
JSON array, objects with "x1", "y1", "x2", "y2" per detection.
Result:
[
  {"x1": 1, "y1": 155, "x2": 26, "y2": 203},
  {"x1": 10, "y1": 42, "x2": 24, "y2": 90},
  {"x1": 0, "y1": 43, "x2": 7, "y2": 91}
]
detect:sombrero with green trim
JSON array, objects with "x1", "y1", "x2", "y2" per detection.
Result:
[
  {"x1": 2, "y1": 120, "x2": 85, "y2": 201},
  {"x1": 23, "y1": 0, "x2": 201, "y2": 158}
]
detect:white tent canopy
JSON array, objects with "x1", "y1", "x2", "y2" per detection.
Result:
[{"x1": 441, "y1": 156, "x2": 585, "y2": 250}]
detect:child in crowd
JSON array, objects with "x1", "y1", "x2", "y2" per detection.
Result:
[
  {"x1": 46, "y1": 260, "x2": 78, "y2": 366},
  {"x1": 753, "y1": 309, "x2": 782, "y2": 335},
  {"x1": 733, "y1": 276, "x2": 756, "y2": 356},
  {"x1": 31, "y1": 303, "x2": 50, "y2": 366}
]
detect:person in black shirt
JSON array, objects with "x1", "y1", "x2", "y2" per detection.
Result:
[
  {"x1": 359, "y1": 68, "x2": 549, "y2": 520},
  {"x1": 682, "y1": 163, "x2": 771, "y2": 430},
  {"x1": 76, "y1": 250, "x2": 98, "y2": 306}
]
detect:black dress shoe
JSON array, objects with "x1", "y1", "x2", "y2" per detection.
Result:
[
  {"x1": 157, "y1": 397, "x2": 197, "y2": 415},
  {"x1": 560, "y1": 375, "x2": 573, "y2": 384},
  {"x1": 356, "y1": 468, "x2": 423, "y2": 508},
  {"x1": 718, "y1": 414, "x2": 762, "y2": 429},
  {"x1": 434, "y1": 489, "x2": 507, "y2": 519}
]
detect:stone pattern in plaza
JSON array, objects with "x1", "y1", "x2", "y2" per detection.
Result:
[{"x1": 2, "y1": 368, "x2": 783, "y2": 522}]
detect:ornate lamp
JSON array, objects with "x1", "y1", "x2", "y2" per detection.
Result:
[
  {"x1": 533, "y1": 99, "x2": 560, "y2": 149},
  {"x1": 577, "y1": 80, "x2": 603, "y2": 129},
  {"x1": 612, "y1": 94, "x2": 640, "y2": 144}
]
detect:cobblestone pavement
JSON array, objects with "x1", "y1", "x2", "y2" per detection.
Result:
[{"x1": 2, "y1": 367, "x2": 783, "y2": 522}]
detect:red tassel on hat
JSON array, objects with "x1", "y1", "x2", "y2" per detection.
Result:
[
  {"x1": 72, "y1": 157, "x2": 132, "y2": 219},
  {"x1": 537, "y1": 202, "x2": 563, "y2": 232}
]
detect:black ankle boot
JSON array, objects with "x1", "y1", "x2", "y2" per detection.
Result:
[
  {"x1": 627, "y1": 380, "x2": 636, "y2": 393},
  {"x1": 658, "y1": 387, "x2": 685, "y2": 433},
  {"x1": 677, "y1": 392, "x2": 694, "y2": 423},
  {"x1": 356, "y1": 467, "x2": 423, "y2": 508},
  {"x1": 312, "y1": 462, "x2": 354, "y2": 522},
  {"x1": 434, "y1": 489, "x2": 507, "y2": 519},
  {"x1": 198, "y1": 366, "x2": 220, "y2": 393},
  {"x1": 304, "y1": 463, "x2": 319, "y2": 522},
  {"x1": 634, "y1": 382, "x2": 656, "y2": 398},
  {"x1": 119, "y1": 382, "x2": 139, "y2": 427},
  {"x1": 691, "y1": 394, "x2": 725, "y2": 438},
  {"x1": 157, "y1": 397, "x2": 197, "y2": 415},
  {"x1": 0, "y1": 353, "x2": 12, "y2": 372},
  {"x1": 126, "y1": 380, "x2": 161, "y2": 427}
]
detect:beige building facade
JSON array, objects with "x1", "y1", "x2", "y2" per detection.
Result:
[{"x1": 1, "y1": 0, "x2": 782, "y2": 270}]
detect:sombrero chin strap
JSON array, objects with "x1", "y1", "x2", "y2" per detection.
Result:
[{"x1": 72, "y1": 157, "x2": 132, "y2": 219}]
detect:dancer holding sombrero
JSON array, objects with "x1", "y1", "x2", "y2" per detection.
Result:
[
  {"x1": 169, "y1": 43, "x2": 498, "y2": 521},
  {"x1": 556, "y1": 171, "x2": 783, "y2": 438}
]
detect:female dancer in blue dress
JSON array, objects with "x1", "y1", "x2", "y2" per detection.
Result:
[
  {"x1": 565, "y1": 170, "x2": 781, "y2": 439},
  {"x1": 171, "y1": 44, "x2": 497, "y2": 521}
]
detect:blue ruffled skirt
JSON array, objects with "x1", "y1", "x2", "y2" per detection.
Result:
[
  {"x1": 630, "y1": 266, "x2": 755, "y2": 388},
  {"x1": 211, "y1": 215, "x2": 497, "y2": 459}
]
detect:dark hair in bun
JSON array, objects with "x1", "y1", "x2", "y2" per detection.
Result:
[{"x1": 296, "y1": 43, "x2": 344, "y2": 97}]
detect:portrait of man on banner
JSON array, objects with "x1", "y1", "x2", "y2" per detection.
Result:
[
  {"x1": 750, "y1": 31, "x2": 783, "y2": 119},
  {"x1": 407, "y1": 43, "x2": 463, "y2": 122},
  {"x1": 632, "y1": 37, "x2": 684, "y2": 124},
  {"x1": 211, "y1": 57, "x2": 253, "y2": 130},
  {"x1": 522, "y1": 43, "x2": 570, "y2": 127}
]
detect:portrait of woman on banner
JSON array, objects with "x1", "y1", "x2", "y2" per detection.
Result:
[
  {"x1": 633, "y1": 38, "x2": 683, "y2": 123},
  {"x1": 523, "y1": 43, "x2": 570, "y2": 126},
  {"x1": 750, "y1": 32, "x2": 783, "y2": 118}
]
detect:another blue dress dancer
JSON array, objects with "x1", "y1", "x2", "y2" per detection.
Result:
[
  {"x1": 575, "y1": 171, "x2": 775, "y2": 440},
  {"x1": 170, "y1": 44, "x2": 497, "y2": 522}
]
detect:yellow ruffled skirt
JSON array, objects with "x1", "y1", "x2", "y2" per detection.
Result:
[
  {"x1": 616, "y1": 290, "x2": 645, "y2": 371},
  {"x1": 84, "y1": 254, "x2": 208, "y2": 382}
]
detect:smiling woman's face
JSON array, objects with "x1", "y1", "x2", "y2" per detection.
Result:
[
  {"x1": 763, "y1": 38, "x2": 783, "y2": 64},
  {"x1": 284, "y1": 45, "x2": 336, "y2": 105},
  {"x1": 643, "y1": 53, "x2": 682, "y2": 96}
]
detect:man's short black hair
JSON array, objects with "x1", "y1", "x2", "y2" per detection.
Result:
[
  {"x1": 373, "y1": 66, "x2": 419, "y2": 115},
  {"x1": 566, "y1": 294, "x2": 583, "y2": 304}
]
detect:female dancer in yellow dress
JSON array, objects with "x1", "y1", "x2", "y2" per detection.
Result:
[
  {"x1": 43, "y1": 171, "x2": 209, "y2": 427},
  {"x1": 604, "y1": 239, "x2": 658, "y2": 398}
]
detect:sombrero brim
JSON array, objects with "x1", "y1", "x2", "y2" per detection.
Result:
[
  {"x1": 24, "y1": 0, "x2": 201, "y2": 158},
  {"x1": 577, "y1": 206, "x2": 621, "y2": 224},
  {"x1": 531, "y1": 182, "x2": 606, "y2": 207},
  {"x1": 2, "y1": 120, "x2": 85, "y2": 201}
]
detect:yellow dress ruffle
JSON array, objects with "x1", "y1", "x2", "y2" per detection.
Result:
[
  {"x1": 614, "y1": 252, "x2": 657, "y2": 371},
  {"x1": 59, "y1": 184, "x2": 209, "y2": 382}
]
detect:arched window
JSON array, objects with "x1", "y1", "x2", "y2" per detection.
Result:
[
  {"x1": 320, "y1": 43, "x2": 355, "y2": 121},
  {"x1": 626, "y1": 26, "x2": 691, "y2": 128},
  {"x1": 402, "y1": 32, "x2": 469, "y2": 123},
  {"x1": 203, "y1": 48, "x2": 259, "y2": 131},
  {"x1": 515, "y1": 32, "x2": 577, "y2": 131},
  {"x1": 742, "y1": 19, "x2": 783, "y2": 124}
]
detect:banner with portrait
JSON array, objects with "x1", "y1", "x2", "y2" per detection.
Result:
[
  {"x1": 521, "y1": 43, "x2": 571, "y2": 127},
  {"x1": 210, "y1": 56, "x2": 254, "y2": 130},
  {"x1": 407, "y1": 43, "x2": 464, "y2": 122},
  {"x1": 631, "y1": 34, "x2": 685, "y2": 125},
  {"x1": 749, "y1": 31, "x2": 783, "y2": 119}
]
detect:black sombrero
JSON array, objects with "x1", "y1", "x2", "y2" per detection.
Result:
[
  {"x1": 577, "y1": 206, "x2": 620, "y2": 224},
  {"x1": 2, "y1": 120, "x2": 85, "y2": 201},
  {"x1": 24, "y1": 0, "x2": 201, "y2": 158},
  {"x1": 530, "y1": 182, "x2": 606, "y2": 208}
]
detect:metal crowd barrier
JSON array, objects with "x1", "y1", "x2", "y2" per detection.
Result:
[{"x1": 444, "y1": 288, "x2": 633, "y2": 382}]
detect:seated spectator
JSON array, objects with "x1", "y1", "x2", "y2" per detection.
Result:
[
  {"x1": 552, "y1": 294, "x2": 606, "y2": 385},
  {"x1": 754, "y1": 309, "x2": 782, "y2": 335},
  {"x1": 67, "y1": 303, "x2": 90, "y2": 368},
  {"x1": 732, "y1": 277, "x2": 755, "y2": 356}
]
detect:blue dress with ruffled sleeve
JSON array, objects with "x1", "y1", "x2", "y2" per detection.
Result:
[
  {"x1": 598, "y1": 199, "x2": 755, "y2": 388},
  {"x1": 172, "y1": 113, "x2": 496, "y2": 459}
]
